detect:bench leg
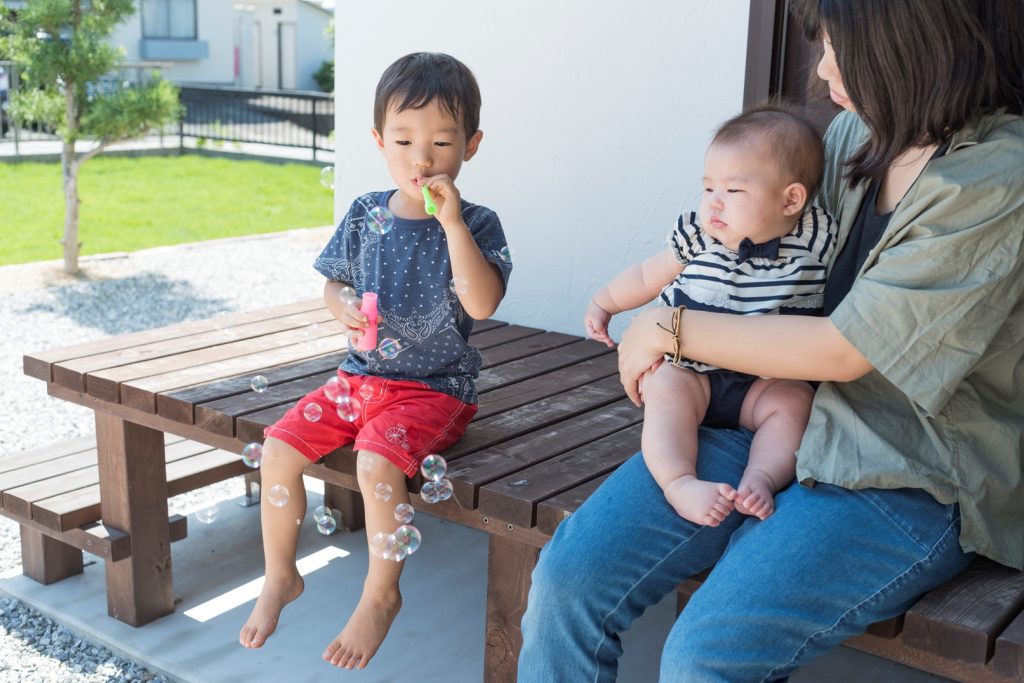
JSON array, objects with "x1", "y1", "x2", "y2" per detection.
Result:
[
  {"x1": 238, "y1": 470, "x2": 261, "y2": 507},
  {"x1": 20, "y1": 525, "x2": 84, "y2": 585},
  {"x1": 324, "y1": 483, "x2": 365, "y2": 532},
  {"x1": 95, "y1": 412, "x2": 174, "y2": 626},
  {"x1": 484, "y1": 535, "x2": 540, "y2": 683}
]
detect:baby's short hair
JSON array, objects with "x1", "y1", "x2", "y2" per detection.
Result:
[
  {"x1": 712, "y1": 104, "x2": 824, "y2": 198},
  {"x1": 374, "y1": 52, "x2": 481, "y2": 140}
]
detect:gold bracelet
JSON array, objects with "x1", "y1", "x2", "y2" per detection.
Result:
[{"x1": 655, "y1": 305, "x2": 685, "y2": 365}]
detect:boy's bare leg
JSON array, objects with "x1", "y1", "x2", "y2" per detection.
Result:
[
  {"x1": 240, "y1": 437, "x2": 310, "y2": 648},
  {"x1": 641, "y1": 363, "x2": 735, "y2": 526},
  {"x1": 735, "y1": 379, "x2": 815, "y2": 519},
  {"x1": 323, "y1": 450, "x2": 408, "y2": 670}
]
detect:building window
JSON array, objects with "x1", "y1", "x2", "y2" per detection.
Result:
[{"x1": 142, "y1": 0, "x2": 197, "y2": 40}]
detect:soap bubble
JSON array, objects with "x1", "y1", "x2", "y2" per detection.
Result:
[
  {"x1": 268, "y1": 484, "x2": 290, "y2": 507},
  {"x1": 378, "y1": 338, "x2": 402, "y2": 360},
  {"x1": 195, "y1": 505, "x2": 219, "y2": 524},
  {"x1": 498, "y1": 246, "x2": 513, "y2": 263},
  {"x1": 394, "y1": 503, "x2": 415, "y2": 524},
  {"x1": 250, "y1": 375, "x2": 269, "y2": 393},
  {"x1": 320, "y1": 166, "x2": 335, "y2": 189},
  {"x1": 303, "y1": 402, "x2": 323, "y2": 422},
  {"x1": 374, "y1": 482, "x2": 393, "y2": 502},
  {"x1": 336, "y1": 395, "x2": 360, "y2": 422},
  {"x1": 449, "y1": 277, "x2": 469, "y2": 296},
  {"x1": 370, "y1": 531, "x2": 388, "y2": 558},
  {"x1": 367, "y1": 206, "x2": 395, "y2": 235},
  {"x1": 510, "y1": 479, "x2": 529, "y2": 487},
  {"x1": 420, "y1": 454, "x2": 447, "y2": 482},
  {"x1": 313, "y1": 505, "x2": 331, "y2": 523},
  {"x1": 357, "y1": 452, "x2": 375, "y2": 473},
  {"x1": 435, "y1": 478, "x2": 454, "y2": 501},
  {"x1": 324, "y1": 375, "x2": 351, "y2": 403},
  {"x1": 420, "y1": 480, "x2": 441, "y2": 504},
  {"x1": 393, "y1": 524, "x2": 422, "y2": 556},
  {"x1": 337, "y1": 285, "x2": 358, "y2": 306},
  {"x1": 241, "y1": 442, "x2": 263, "y2": 468},
  {"x1": 316, "y1": 516, "x2": 337, "y2": 535}
]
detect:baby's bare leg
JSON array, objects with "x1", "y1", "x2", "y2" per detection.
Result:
[
  {"x1": 642, "y1": 363, "x2": 735, "y2": 526},
  {"x1": 239, "y1": 438, "x2": 309, "y2": 649},
  {"x1": 322, "y1": 450, "x2": 407, "y2": 670},
  {"x1": 735, "y1": 379, "x2": 815, "y2": 519}
]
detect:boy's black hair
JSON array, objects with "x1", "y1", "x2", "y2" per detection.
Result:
[
  {"x1": 374, "y1": 52, "x2": 481, "y2": 139},
  {"x1": 791, "y1": 0, "x2": 1024, "y2": 187},
  {"x1": 713, "y1": 103, "x2": 825, "y2": 200}
]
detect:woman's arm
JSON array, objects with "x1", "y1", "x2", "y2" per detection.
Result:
[{"x1": 616, "y1": 307, "x2": 872, "y2": 406}]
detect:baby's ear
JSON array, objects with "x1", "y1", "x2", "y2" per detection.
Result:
[{"x1": 782, "y1": 182, "x2": 808, "y2": 216}]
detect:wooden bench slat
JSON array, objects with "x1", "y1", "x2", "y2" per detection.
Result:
[
  {"x1": 469, "y1": 324, "x2": 545, "y2": 349},
  {"x1": 476, "y1": 423, "x2": 644, "y2": 527},
  {"x1": 157, "y1": 354, "x2": 345, "y2": 424},
  {"x1": 991, "y1": 609, "x2": 1024, "y2": 680},
  {"x1": 535, "y1": 473, "x2": 613, "y2": 536},
  {"x1": 23, "y1": 299, "x2": 324, "y2": 381},
  {"x1": 116, "y1": 342, "x2": 347, "y2": 414},
  {"x1": 449, "y1": 398, "x2": 642, "y2": 508},
  {"x1": 0, "y1": 436, "x2": 98, "y2": 475},
  {"x1": 476, "y1": 339, "x2": 611, "y2": 392},
  {"x1": 480, "y1": 331, "x2": 581, "y2": 367},
  {"x1": 902, "y1": 557, "x2": 1024, "y2": 664},
  {"x1": 87, "y1": 321, "x2": 346, "y2": 405},
  {"x1": 194, "y1": 370, "x2": 335, "y2": 437},
  {"x1": 2, "y1": 440, "x2": 218, "y2": 525},
  {"x1": 52, "y1": 308, "x2": 337, "y2": 392}
]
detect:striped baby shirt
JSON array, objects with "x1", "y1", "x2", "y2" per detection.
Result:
[{"x1": 660, "y1": 205, "x2": 838, "y2": 374}]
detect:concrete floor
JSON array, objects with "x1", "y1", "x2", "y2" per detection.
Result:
[{"x1": 0, "y1": 478, "x2": 949, "y2": 682}]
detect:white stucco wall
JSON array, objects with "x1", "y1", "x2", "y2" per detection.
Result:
[
  {"x1": 295, "y1": 3, "x2": 333, "y2": 91},
  {"x1": 334, "y1": 1, "x2": 750, "y2": 336}
]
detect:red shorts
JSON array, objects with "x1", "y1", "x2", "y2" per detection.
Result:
[{"x1": 264, "y1": 372, "x2": 477, "y2": 478}]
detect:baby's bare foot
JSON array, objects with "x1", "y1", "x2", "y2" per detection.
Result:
[
  {"x1": 734, "y1": 470, "x2": 777, "y2": 520},
  {"x1": 322, "y1": 586, "x2": 403, "y2": 670},
  {"x1": 664, "y1": 476, "x2": 736, "y2": 526},
  {"x1": 239, "y1": 573, "x2": 304, "y2": 648}
]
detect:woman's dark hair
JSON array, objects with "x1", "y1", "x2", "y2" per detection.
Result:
[
  {"x1": 374, "y1": 52, "x2": 481, "y2": 139},
  {"x1": 791, "y1": 0, "x2": 1024, "y2": 187}
]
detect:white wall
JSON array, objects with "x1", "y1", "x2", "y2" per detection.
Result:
[
  {"x1": 295, "y1": 3, "x2": 333, "y2": 91},
  {"x1": 334, "y1": 1, "x2": 750, "y2": 336}
]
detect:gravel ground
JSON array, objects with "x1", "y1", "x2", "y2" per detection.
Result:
[{"x1": 0, "y1": 225, "x2": 334, "y2": 682}]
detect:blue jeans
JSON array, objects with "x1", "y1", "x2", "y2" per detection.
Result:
[{"x1": 518, "y1": 428, "x2": 974, "y2": 682}]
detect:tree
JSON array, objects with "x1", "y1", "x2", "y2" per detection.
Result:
[{"x1": 0, "y1": 0, "x2": 180, "y2": 274}]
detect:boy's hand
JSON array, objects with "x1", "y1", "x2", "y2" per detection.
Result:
[
  {"x1": 419, "y1": 174, "x2": 463, "y2": 228},
  {"x1": 584, "y1": 300, "x2": 616, "y2": 347},
  {"x1": 338, "y1": 295, "x2": 368, "y2": 340}
]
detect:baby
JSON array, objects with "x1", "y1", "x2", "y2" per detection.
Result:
[{"x1": 585, "y1": 105, "x2": 837, "y2": 526}]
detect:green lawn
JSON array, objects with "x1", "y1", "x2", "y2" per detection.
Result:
[{"x1": 0, "y1": 154, "x2": 334, "y2": 266}]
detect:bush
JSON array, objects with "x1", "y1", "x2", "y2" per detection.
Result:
[{"x1": 313, "y1": 60, "x2": 334, "y2": 93}]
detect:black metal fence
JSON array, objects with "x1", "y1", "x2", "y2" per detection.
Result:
[
  {"x1": 177, "y1": 85, "x2": 334, "y2": 157},
  {"x1": 0, "y1": 64, "x2": 335, "y2": 160}
]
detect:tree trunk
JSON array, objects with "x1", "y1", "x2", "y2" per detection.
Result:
[{"x1": 61, "y1": 79, "x2": 80, "y2": 275}]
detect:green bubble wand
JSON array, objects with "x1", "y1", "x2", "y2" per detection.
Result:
[{"x1": 422, "y1": 184, "x2": 437, "y2": 216}]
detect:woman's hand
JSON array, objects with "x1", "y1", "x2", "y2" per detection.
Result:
[{"x1": 617, "y1": 307, "x2": 675, "y2": 406}]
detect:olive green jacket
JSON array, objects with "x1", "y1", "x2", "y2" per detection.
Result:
[{"x1": 799, "y1": 109, "x2": 1024, "y2": 569}]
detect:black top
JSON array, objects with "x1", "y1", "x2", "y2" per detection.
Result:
[{"x1": 822, "y1": 179, "x2": 891, "y2": 315}]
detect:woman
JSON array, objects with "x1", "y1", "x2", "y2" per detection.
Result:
[{"x1": 518, "y1": 0, "x2": 1024, "y2": 680}]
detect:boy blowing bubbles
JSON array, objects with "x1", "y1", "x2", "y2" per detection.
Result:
[{"x1": 239, "y1": 53, "x2": 511, "y2": 670}]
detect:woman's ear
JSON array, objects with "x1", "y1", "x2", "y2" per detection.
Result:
[{"x1": 782, "y1": 182, "x2": 809, "y2": 216}]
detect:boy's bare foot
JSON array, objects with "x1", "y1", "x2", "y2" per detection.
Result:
[
  {"x1": 239, "y1": 573, "x2": 305, "y2": 649},
  {"x1": 322, "y1": 586, "x2": 403, "y2": 670},
  {"x1": 734, "y1": 469, "x2": 777, "y2": 520},
  {"x1": 664, "y1": 476, "x2": 736, "y2": 526}
]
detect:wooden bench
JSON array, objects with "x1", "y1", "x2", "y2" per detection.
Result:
[
  {"x1": 0, "y1": 433, "x2": 252, "y2": 585},
  {"x1": 19, "y1": 300, "x2": 1024, "y2": 682}
]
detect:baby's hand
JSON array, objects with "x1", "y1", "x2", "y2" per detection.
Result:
[
  {"x1": 419, "y1": 174, "x2": 462, "y2": 227},
  {"x1": 584, "y1": 300, "x2": 615, "y2": 347}
]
